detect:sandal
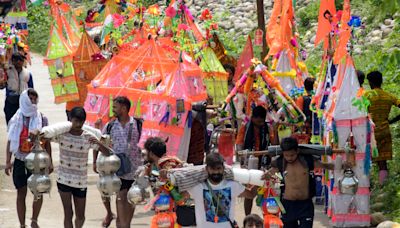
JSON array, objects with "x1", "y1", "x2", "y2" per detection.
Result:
[{"x1": 102, "y1": 214, "x2": 115, "y2": 228}]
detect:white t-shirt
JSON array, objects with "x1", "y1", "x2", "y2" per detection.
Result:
[{"x1": 188, "y1": 179, "x2": 245, "y2": 228}]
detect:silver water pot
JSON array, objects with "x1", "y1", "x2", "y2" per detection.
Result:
[
  {"x1": 338, "y1": 169, "x2": 359, "y2": 195},
  {"x1": 96, "y1": 153, "x2": 121, "y2": 175},
  {"x1": 127, "y1": 184, "x2": 143, "y2": 205},
  {"x1": 28, "y1": 174, "x2": 51, "y2": 194},
  {"x1": 210, "y1": 129, "x2": 222, "y2": 146},
  {"x1": 25, "y1": 151, "x2": 50, "y2": 171},
  {"x1": 97, "y1": 175, "x2": 121, "y2": 196}
]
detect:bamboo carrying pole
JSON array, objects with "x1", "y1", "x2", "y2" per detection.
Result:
[{"x1": 237, "y1": 144, "x2": 355, "y2": 162}]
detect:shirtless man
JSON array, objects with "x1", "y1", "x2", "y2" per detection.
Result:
[{"x1": 263, "y1": 137, "x2": 347, "y2": 228}]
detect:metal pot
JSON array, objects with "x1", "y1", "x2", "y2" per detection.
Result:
[
  {"x1": 127, "y1": 184, "x2": 143, "y2": 205},
  {"x1": 338, "y1": 169, "x2": 359, "y2": 195},
  {"x1": 25, "y1": 151, "x2": 50, "y2": 171},
  {"x1": 96, "y1": 153, "x2": 121, "y2": 175},
  {"x1": 97, "y1": 175, "x2": 121, "y2": 196},
  {"x1": 28, "y1": 174, "x2": 51, "y2": 194},
  {"x1": 210, "y1": 129, "x2": 222, "y2": 146}
]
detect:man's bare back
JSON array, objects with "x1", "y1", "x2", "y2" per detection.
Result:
[{"x1": 283, "y1": 159, "x2": 309, "y2": 200}]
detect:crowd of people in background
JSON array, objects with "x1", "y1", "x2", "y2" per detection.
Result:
[{"x1": 2, "y1": 51, "x2": 400, "y2": 228}]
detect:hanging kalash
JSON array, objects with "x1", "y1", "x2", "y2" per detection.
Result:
[
  {"x1": 127, "y1": 156, "x2": 186, "y2": 228},
  {"x1": 96, "y1": 137, "x2": 122, "y2": 197},
  {"x1": 24, "y1": 136, "x2": 52, "y2": 201}
]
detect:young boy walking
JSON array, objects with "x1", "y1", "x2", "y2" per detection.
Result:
[{"x1": 44, "y1": 107, "x2": 110, "y2": 228}]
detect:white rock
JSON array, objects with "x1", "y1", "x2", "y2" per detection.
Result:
[
  {"x1": 309, "y1": 35, "x2": 316, "y2": 44},
  {"x1": 377, "y1": 221, "x2": 400, "y2": 228},
  {"x1": 382, "y1": 27, "x2": 393, "y2": 38},
  {"x1": 371, "y1": 36, "x2": 382, "y2": 43},
  {"x1": 384, "y1": 18, "x2": 393, "y2": 26},
  {"x1": 371, "y1": 30, "x2": 383, "y2": 38},
  {"x1": 354, "y1": 47, "x2": 362, "y2": 54}
]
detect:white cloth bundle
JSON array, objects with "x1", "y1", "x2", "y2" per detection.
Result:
[
  {"x1": 41, "y1": 122, "x2": 102, "y2": 139},
  {"x1": 232, "y1": 168, "x2": 265, "y2": 186}
]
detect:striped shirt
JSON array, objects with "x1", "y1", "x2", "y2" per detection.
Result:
[{"x1": 55, "y1": 131, "x2": 98, "y2": 188}]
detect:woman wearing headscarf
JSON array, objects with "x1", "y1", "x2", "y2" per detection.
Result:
[{"x1": 5, "y1": 89, "x2": 51, "y2": 228}]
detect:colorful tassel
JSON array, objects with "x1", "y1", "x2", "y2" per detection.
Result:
[
  {"x1": 109, "y1": 95, "x2": 113, "y2": 117},
  {"x1": 135, "y1": 98, "x2": 141, "y2": 117},
  {"x1": 332, "y1": 120, "x2": 338, "y2": 146},
  {"x1": 364, "y1": 120, "x2": 372, "y2": 175}
]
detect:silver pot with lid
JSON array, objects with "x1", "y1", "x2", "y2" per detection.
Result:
[{"x1": 338, "y1": 169, "x2": 359, "y2": 195}]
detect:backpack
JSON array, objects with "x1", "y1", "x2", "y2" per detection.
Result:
[
  {"x1": 276, "y1": 155, "x2": 316, "y2": 198},
  {"x1": 106, "y1": 117, "x2": 143, "y2": 139}
]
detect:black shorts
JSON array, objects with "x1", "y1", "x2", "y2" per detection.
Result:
[
  {"x1": 13, "y1": 159, "x2": 32, "y2": 189},
  {"x1": 281, "y1": 198, "x2": 314, "y2": 228},
  {"x1": 120, "y1": 179, "x2": 134, "y2": 191},
  {"x1": 57, "y1": 182, "x2": 87, "y2": 198}
]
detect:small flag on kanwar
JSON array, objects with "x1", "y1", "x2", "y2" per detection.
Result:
[
  {"x1": 233, "y1": 35, "x2": 254, "y2": 82},
  {"x1": 266, "y1": 0, "x2": 282, "y2": 57},
  {"x1": 315, "y1": 0, "x2": 337, "y2": 47},
  {"x1": 333, "y1": 0, "x2": 351, "y2": 64}
]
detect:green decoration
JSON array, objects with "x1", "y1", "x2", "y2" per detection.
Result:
[{"x1": 109, "y1": 95, "x2": 114, "y2": 117}]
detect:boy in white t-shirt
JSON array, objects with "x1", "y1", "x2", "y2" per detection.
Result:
[{"x1": 187, "y1": 153, "x2": 251, "y2": 228}]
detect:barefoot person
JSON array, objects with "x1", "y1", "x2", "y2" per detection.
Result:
[
  {"x1": 364, "y1": 71, "x2": 400, "y2": 184},
  {"x1": 262, "y1": 137, "x2": 348, "y2": 228},
  {"x1": 44, "y1": 107, "x2": 110, "y2": 228},
  {"x1": 235, "y1": 106, "x2": 276, "y2": 215},
  {"x1": 5, "y1": 89, "x2": 51, "y2": 228},
  {"x1": 96, "y1": 96, "x2": 143, "y2": 228}
]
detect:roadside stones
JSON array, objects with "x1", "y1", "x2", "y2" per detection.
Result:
[
  {"x1": 157, "y1": 0, "x2": 393, "y2": 52},
  {"x1": 371, "y1": 212, "x2": 387, "y2": 226}
]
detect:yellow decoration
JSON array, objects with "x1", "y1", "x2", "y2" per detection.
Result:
[
  {"x1": 272, "y1": 69, "x2": 296, "y2": 78},
  {"x1": 117, "y1": 39, "x2": 123, "y2": 46},
  {"x1": 93, "y1": 12, "x2": 99, "y2": 20},
  {"x1": 271, "y1": 58, "x2": 278, "y2": 70},
  {"x1": 297, "y1": 61, "x2": 307, "y2": 72}
]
